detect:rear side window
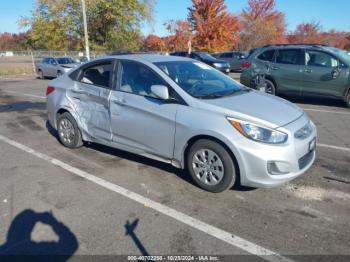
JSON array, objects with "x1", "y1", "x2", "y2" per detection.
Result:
[
  {"x1": 79, "y1": 62, "x2": 112, "y2": 88},
  {"x1": 275, "y1": 49, "x2": 302, "y2": 65},
  {"x1": 257, "y1": 50, "x2": 275, "y2": 61}
]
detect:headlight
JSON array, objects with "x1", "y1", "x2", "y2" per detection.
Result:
[
  {"x1": 294, "y1": 121, "x2": 313, "y2": 140},
  {"x1": 228, "y1": 118, "x2": 288, "y2": 144},
  {"x1": 213, "y1": 63, "x2": 223, "y2": 68}
]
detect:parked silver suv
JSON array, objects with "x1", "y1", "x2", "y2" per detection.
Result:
[{"x1": 46, "y1": 54, "x2": 317, "y2": 192}]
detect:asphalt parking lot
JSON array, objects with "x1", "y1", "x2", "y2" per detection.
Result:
[{"x1": 0, "y1": 77, "x2": 349, "y2": 261}]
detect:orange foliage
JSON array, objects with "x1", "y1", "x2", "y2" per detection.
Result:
[
  {"x1": 240, "y1": 0, "x2": 286, "y2": 50},
  {"x1": 188, "y1": 0, "x2": 240, "y2": 53},
  {"x1": 288, "y1": 22, "x2": 350, "y2": 49},
  {"x1": 143, "y1": 34, "x2": 165, "y2": 52}
]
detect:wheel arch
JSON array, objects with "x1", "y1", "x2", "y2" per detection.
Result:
[
  {"x1": 182, "y1": 134, "x2": 242, "y2": 185},
  {"x1": 265, "y1": 76, "x2": 277, "y2": 91},
  {"x1": 54, "y1": 106, "x2": 81, "y2": 132}
]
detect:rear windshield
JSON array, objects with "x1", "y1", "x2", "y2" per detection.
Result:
[{"x1": 57, "y1": 57, "x2": 75, "y2": 64}]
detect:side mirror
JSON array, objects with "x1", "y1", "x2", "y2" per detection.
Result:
[
  {"x1": 331, "y1": 68, "x2": 340, "y2": 79},
  {"x1": 151, "y1": 85, "x2": 169, "y2": 100}
]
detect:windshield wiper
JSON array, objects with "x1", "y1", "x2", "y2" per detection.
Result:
[
  {"x1": 223, "y1": 88, "x2": 251, "y2": 97},
  {"x1": 196, "y1": 93, "x2": 224, "y2": 99}
]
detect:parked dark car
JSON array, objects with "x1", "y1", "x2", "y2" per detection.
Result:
[
  {"x1": 240, "y1": 44, "x2": 350, "y2": 108},
  {"x1": 170, "y1": 51, "x2": 230, "y2": 74},
  {"x1": 212, "y1": 51, "x2": 247, "y2": 72}
]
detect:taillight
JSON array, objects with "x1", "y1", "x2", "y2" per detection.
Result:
[
  {"x1": 46, "y1": 86, "x2": 55, "y2": 96},
  {"x1": 242, "y1": 61, "x2": 251, "y2": 70}
]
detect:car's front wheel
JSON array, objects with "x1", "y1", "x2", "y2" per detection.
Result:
[
  {"x1": 57, "y1": 112, "x2": 83, "y2": 149},
  {"x1": 345, "y1": 89, "x2": 350, "y2": 108},
  {"x1": 187, "y1": 139, "x2": 237, "y2": 193}
]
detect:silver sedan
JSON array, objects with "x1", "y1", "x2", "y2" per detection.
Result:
[
  {"x1": 46, "y1": 54, "x2": 317, "y2": 192},
  {"x1": 36, "y1": 57, "x2": 78, "y2": 79}
]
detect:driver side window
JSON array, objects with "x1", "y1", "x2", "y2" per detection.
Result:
[
  {"x1": 118, "y1": 61, "x2": 166, "y2": 98},
  {"x1": 305, "y1": 50, "x2": 339, "y2": 68}
]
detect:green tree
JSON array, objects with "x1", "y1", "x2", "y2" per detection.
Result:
[{"x1": 20, "y1": 0, "x2": 155, "y2": 51}]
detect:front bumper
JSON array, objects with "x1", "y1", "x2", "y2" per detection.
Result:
[
  {"x1": 217, "y1": 67, "x2": 231, "y2": 74},
  {"x1": 228, "y1": 115, "x2": 317, "y2": 188}
]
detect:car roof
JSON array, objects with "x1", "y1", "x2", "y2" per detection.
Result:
[
  {"x1": 261, "y1": 44, "x2": 329, "y2": 50},
  {"x1": 106, "y1": 54, "x2": 193, "y2": 63}
]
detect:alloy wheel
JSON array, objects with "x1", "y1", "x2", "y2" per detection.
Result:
[
  {"x1": 192, "y1": 149, "x2": 224, "y2": 186},
  {"x1": 58, "y1": 118, "x2": 75, "y2": 145}
]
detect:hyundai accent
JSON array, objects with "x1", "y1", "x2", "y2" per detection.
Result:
[{"x1": 46, "y1": 54, "x2": 317, "y2": 192}]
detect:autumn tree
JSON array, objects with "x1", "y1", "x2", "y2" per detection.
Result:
[
  {"x1": 143, "y1": 34, "x2": 165, "y2": 51},
  {"x1": 240, "y1": 0, "x2": 286, "y2": 50},
  {"x1": 164, "y1": 19, "x2": 193, "y2": 51},
  {"x1": 0, "y1": 32, "x2": 30, "y2": 50},
  {"x1": 287, "y1": 22, "x2": 350, "y2": 49},
  {"x1": 287, "y1": 22, "x2": 327, "y2": 45},
  {"x1": 188, "y1": 0, "x2": 240, "y2": 53},
  {"x1": 20, "y1": 0, "x2": 155, "y2": 51},
  {"x1": 323, "y1": 31, "x2": 350, "y2": 49}
]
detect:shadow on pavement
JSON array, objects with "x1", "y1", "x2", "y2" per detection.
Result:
[
  {"x1": 281, "y1": 95, "x2": 347, "y2": 108},
  {"x1": 0, "y1": 209, "x2": 78, "y2": 261},
  {"x1": 45, "y1": 120, "x2": 255, "y2": 192},
  {"x1": 125, "y1": 219, "x2": 151, "y2": 257}
]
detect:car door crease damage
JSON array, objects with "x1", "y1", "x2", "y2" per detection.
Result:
[{"x1": 47, "y1": 54, "x2": 317, "y2": 193}]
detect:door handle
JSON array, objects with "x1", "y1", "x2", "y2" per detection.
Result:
[
  {"x1": 111, "y1": 98, "x2": 126, "y2": 106},
  {"x1": 271, "y1": 66, "x2": 279, "y2": 70},
  {"x1": 304, "y1": 69, "x2": 312, "y2": 73},
  {"x1": 71, "y1": 89, "x2": 85, "y2": 94}
]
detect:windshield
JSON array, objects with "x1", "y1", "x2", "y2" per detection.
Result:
[
  {"x1": 154, "y1": 61, "x2": 246, "y2": 99},
  {"x1": 56, "y1": 57, "x2": 75, "y2": 64},
  {"x1": 328, "y1": 47, "x2": 350, "y2": 65},
  {"x1": 196, "y1": 52, "x2": 217, "y2": 60}
]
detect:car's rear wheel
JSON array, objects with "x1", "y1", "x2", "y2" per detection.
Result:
[
  {"x1": 57, "y1": 112, "x2": 83, "y2": 149},
  {"x1": 57, "y1": 71, "x2": 63, "y2": 77},
  {"x1": 38, "y1": 70, "x2": 44, "y2": 79},
  {"x1": 265, "y1": 79, "x2": 276, "y2": 95},
  {"x1": 187, "y1": 139, "x2": 237, "y2": 193}
]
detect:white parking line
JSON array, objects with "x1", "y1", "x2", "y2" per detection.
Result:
[
  {"x1": 0, "y1": 134, "x2": 293, "y2": 262},
  {"x1": 1, "y1": 90, "x2": 46, "y2": 99},
  {"x1": 318, "y1": 143, "x2": 350, "y2": 152},
  {"x1": 303, "y1": 108, "x2": 350, "y2": 115}
]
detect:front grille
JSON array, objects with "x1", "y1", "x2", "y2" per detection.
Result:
[{"x1": 298, "y1": 150, "x2": 314, "y2": 170}]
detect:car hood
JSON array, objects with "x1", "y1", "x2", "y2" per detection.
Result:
[
  {"x1": 59, "y1": 63, "x2": 78, "y2": 68},
  {"x1": 200, "y1": 91, "x2": 304, "y2": 128},
  {"x1": 204, "y1": 58, "x2": 227, "y2": 64}
]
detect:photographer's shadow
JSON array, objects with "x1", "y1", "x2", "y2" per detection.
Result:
[{"x1": 0, "y1": 209, "x2": 78, "y2": 261}]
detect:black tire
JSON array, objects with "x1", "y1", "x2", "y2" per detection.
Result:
[
  {"x1": 187, "y1": 139, "x2": 237, "y2": 193},
  {"x1": 345, "y1": 89, "x2": 350, "y2": 108},
  {"x1": 57, "y1": 112, "x2": 83, "y2": 149},
  {"x1": 38, "y1": 70, "x2": 44, "y2": 79},
  {"x1": 265, "y1": 79, "x2": 276, "y2": 95}
]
